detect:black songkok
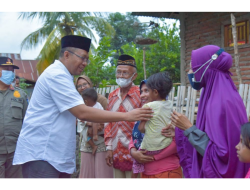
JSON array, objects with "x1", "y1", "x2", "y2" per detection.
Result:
[
  {"x1": 61, "y1": 35, "x2": 91, "y2": 52},
  {"x1": 117, "y1": 54, "x2": 137, "y2": 68}
]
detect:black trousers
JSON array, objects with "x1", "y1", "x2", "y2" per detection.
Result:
[{"x1": 22, "y1": 160, "x2": 71, "y2": 178}]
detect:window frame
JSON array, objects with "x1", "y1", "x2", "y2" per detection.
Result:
[{"x1": 224, "y1": 20, "x2": 249, "y2": 47}]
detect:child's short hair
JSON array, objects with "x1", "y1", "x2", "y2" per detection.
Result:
[
  {"x1": 146, "y1": 72, "x2": 173, "y2": 99},
  {"x1": 81, "y1": 88, "x2": 98, "y2": 103},
  {"x1": 241, "y1": 122, "x2": 250, "y2": 149}
]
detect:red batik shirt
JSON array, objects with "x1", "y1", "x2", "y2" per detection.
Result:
[{"x1": 104, "y1": 85, "x2": 141, "y2": 171}]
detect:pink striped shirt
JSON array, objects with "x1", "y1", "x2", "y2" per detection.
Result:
[{"x1": 104, "y1": 85, "x2": 141, "y2": 171}]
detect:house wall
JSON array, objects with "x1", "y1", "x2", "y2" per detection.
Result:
[{"x1": 184, "y1": 12, "x2": 250, "y2": 86}]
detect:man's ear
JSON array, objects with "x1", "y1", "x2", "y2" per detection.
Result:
[
  {"x1": 64, "y1": 51, "x2": 70, "y2": 59},
  {"x1": 131, "y1": 72, "x2": 138, "y2": 81}
]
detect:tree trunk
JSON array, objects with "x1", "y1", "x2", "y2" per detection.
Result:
[
  {"x1": 231, "y1": 13, "x2": 242, "y2": 84},
  {"x1": 180, "y1": 12, "x2": 186, "y2": 86},
  {"x1": 143, "y1": 47, "x2": 146, "y2": 79}
]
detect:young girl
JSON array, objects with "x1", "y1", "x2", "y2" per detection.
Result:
[
  {"x1": 132, "y1": 72, "x2": 173, "y2": 176},
  {"x1": 77, "y1": 88, "x2": 103, "y2": 155},
  {"x1": 236, "y1": 122, "x2": 250, "y2": 178}
]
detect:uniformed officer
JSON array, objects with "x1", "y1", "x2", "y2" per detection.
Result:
[{"x1": 0, "y1": 57, "x2": 28, "y2": 178}]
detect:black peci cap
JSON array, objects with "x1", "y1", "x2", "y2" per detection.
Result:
[
  {"x1": 61, "y1": 35, "x2": 91, "y2": 52},
  {"x1": 117, "y1": 54, "x2": 137, "y2": 68}
]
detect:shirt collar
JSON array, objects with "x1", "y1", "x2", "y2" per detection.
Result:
[
  {"x1": 112, "y1": 83, "x2": 136, "y2": 97},
  {"x1": 54, "y1": 60, "x2": 74, "y2": 80}
]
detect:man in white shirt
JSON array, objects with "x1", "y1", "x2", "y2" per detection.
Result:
[{"x1": 13, "y1": 35, "x2": 152, "y2": 178}]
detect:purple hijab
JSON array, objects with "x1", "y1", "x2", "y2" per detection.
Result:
[{"x1": 176, "y1": 45, "x2": 250, "y2": 178}]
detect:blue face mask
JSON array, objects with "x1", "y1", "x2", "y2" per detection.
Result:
[
  {"x1": 188, "y1": 73, "x2": 202, "y2": 90},
  {"x1": 188, "y1": 48, "x2": 224, "y2": 91},
  {"x1": 0, "y1": 70, "x2": 15, "y2": 85}
]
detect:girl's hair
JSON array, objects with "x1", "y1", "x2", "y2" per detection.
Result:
[
  {"x1": 146, "y1": 71, "x2": 173, "y2": 99},
  {"x1": 241, "y1": 122, "x2": 250, "y2": 149},
  {"x1": 81, "y1": 88, "x2": 98, "y2": 102}
]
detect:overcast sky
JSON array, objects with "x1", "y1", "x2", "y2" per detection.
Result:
[
  {"x1": 0, "y1": 12, "x2": 44, "y2": 60},
  {"x1": 0, "y1": 1, "x2": 242, "y2": 60}
]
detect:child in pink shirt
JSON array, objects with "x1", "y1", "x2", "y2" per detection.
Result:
[{"x1": 129, "y1": 76, "x2": 181, "y2": 178}]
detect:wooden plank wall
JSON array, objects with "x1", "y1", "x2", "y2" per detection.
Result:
[{"x1": 95, "y1": 84, "x2": 249, "y2": 124}]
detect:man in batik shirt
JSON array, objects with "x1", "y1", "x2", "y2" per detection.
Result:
[{"x1": 104, "y1": 54, "x2": 141, "y2": 178}]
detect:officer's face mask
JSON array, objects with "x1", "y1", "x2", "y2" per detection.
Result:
[
  {"x1": 0, "y1": 70, "x2": 15, "y2": 85},
  {"x1": 188, "y1": 48, "x2": 224, "y2": 91}
]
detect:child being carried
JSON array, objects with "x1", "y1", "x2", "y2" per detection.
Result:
[
  {"x1": 77, "y1": 88, "x2": 103, "y2": 155},
  {"x1": 133, "y1": 72, "x2": 173, "y2": 176}
]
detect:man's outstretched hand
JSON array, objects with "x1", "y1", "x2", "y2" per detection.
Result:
[{"x1": 125, "y1": 107, "x2": 153, "y2": 122}]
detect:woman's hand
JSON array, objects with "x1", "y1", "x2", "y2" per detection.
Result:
[
  {"x1": 161, "y1": 124, "x2": 175, "y2": 137},
  {"x1": 171, "y1": 111, "x2": 192, "y2": 131},
  {"x1": 130, "y1": 148, "x2": 154, "y2": 164}
]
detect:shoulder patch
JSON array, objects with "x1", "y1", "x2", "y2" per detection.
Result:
[{"x1": 13, "y1": 90, "x2": 21, "y2": 98}]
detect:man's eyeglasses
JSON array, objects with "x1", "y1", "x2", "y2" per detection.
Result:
[
  {"x1": 67, "y1": 50, "x2": 90, "y2": 65},
  {"x1": 76, "y1": 83, "x2": 89, "y2": 89},
  {"x1": 116, "y1": 71, "x2": 134, "y2": 77}
]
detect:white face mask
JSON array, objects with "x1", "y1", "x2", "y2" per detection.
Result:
[{"x1": 116, "y1": 73, "x2": 135, "y2": 88}]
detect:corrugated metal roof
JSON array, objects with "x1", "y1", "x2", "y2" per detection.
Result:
[
  {"x1": 14, "y1": 60, "x2": 39, "y2": 82},
  {"x1": 0, "y1": 53, "x2": 21, "y2": 60},
  {"x1": 0, "y1": 53, "x2": 39, "y2": 82},
  {"x1": 131, "y1": 12, "x2": 180, "y2": 19}
]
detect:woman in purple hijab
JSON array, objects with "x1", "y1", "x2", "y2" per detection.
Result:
[{"x1": 171, "y1": 45, "x2": 250, "y2": 178}]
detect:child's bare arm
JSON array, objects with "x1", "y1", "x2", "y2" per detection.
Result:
[
  {"x1": 92, "y1": 122, "x2": 99, "y2": 141},
  {"x1": 138, "y1": 120, "x2": 147, "y2": 133}
]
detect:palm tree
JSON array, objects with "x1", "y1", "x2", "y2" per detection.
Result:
[{"x1": 19, "y1": 12, "x2": 114, "y2": 74}]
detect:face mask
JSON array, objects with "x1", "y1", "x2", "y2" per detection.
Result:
[
  {"x1": 188, "y1": 73, "x2": 202, "y2": 90},
  {"x1": 0, "y1": 70, "x2": 15, "y2": 85},
  {"x1": 188, "y1": 48, "x2": 224, "y2": 91},
  {"x1": 116, "y1": 73, "x2": 135, "y2": 88}
]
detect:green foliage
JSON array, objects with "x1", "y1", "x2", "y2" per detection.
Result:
[
  {"x1": 19, "y1": 78, "x2": 31, "y2": 93},
  {"x1": 121, "y1": 21, "x2": 181, "y2": 83},
  {"x1": 146, "y1": 22, "x2": 180, "y2": 82},
  {"x1": 97, "y1": 12, "x2": 145, "y2": 66},
  {"x1": 20, "y1": 12, "x2": 181, "y2": 86},
  {"x1": 82, "y1": 36, "x2": 116, "y2": 87}
]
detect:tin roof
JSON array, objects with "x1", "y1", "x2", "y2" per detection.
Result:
[{"x1": 0, "y1": 53, "x2": 39, "y2": 82}]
